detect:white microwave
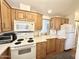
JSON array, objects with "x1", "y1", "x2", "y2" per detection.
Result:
[{"x1": 14, "y1": 20, "x2": 35, "y2": 31}]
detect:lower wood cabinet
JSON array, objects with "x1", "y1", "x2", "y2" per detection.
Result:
[
  {"x1": 46, "y1": 38, "x2": 55, "y2": 54},
  {"x1": 46, "y1": 38, "x2": 65, "y2": 55},
  {"x1": 55, "y1": 38, "x2": 65, "y2": 54},
  {"x1": 0, "y1": 48, "x2": 11, "y2": 59},
  {"x1": 36, "y1": 42, "x2": 46, "y2": 59}
]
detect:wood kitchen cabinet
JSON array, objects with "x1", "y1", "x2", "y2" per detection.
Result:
[
  {"x1": 0, "y1": 48, "x2": 11, "y2": 59},
  {"x1": 50, "y1": 16, "x2": 69, "y2": 30},
  {"x1": 35, "y1": 14, "x2": 42, "y2": 30},
  {"x1": 11, "y1": 8, "x2": 42, "y2": 30},
  {"x1": 0, "y1": 19, "x2": 1, "y2": 32},
  {"x1": 61, "y1": 18, "x2": 69, "y2": 25},
  {"x1": 46, "y1": 38, "x2": 56, "y2": 54},
  {"x1": 15, "y1": 9, "x2": 26, "y2": 20},
  {"x1": 25, "y1": 12, "x2": 42, "y2": 30},
  {"x1": 0, "y1": 0, "x2": 1, "y2": 32},
  {"x1": 25, "y1": 12, "x2": 35, "y2": 21},
  {"x1": 0, "y1": 23, "x2": 1, "y2": 32},
  {"x1": 55, "y1": 38, "x2": 65, "y2": 54},
  {"x1": 46, "y1": 38, "x2": 65, "y2": 55},
  {"x1": 51, "y1": 17, "x2": 62, "y2": 30},
  {"x1": 36, "y1": 42, "x2": 46, "y2": 59},
  {"x1": 0, "y1": 0, "x2": 12, "y2": 32}
]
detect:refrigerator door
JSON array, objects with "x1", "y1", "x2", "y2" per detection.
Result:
[
  {"x1": 65, "y1": 33, "x2": 75, "y2": 50},
  {"x1": 57, "y1": 29, "x2": 66, "y2": 38},
  {"x1": 61, "y1": 24, "x2": 75, "y2": 32}
]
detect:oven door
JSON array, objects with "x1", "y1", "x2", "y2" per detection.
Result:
[{"x1": 11, "y1": 44, "x2": 36, "y2": 59}]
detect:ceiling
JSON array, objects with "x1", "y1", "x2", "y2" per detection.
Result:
[{"x1": 6, "y1": 0, "x2": 79, "y2": 16}]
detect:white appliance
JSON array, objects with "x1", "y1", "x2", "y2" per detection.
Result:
[
  {"x1": 61, "y1": 24, "x2": 76, "y2": 50},
  {"x1": 14, "y1": 20, "x2": 35, "y2": 31},
  {"x1": 10, "y1": 32, "x2": 36, "y2": 59},
  {"x1": 11, "y1": 44, "x2": 36, "y2": 59},
  {"x1": 57, "y1": 29, "x2": 66, "y2": 38}
]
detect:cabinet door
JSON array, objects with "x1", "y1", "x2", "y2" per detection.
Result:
[
  {"x1": 46, "y1": 39, "x2": 55, "y2": 54},
  {"x1": 59, "y1": 39, "x2": 65, "y2": 52},
  {"x1": 15, "y1": 10, "x2": 26, "y2": 20},
  {"x1": 36, "y1": 42, "x2": 46, "y2": 59},
  {"x1": 65, "y1": 18, "x2": 69, "y2": 24},
  {"x1": 55, "y1": 38, "x2": 65, "y2": 53},
  {"x1": 0, "y1": 20, "x2": 1, "y2": 32},
  {"x1": 51, "y1": 17, "x2": 62, "y2": 30},
  {"x1": 36, "y1": 14, "x2": 42, "y2": 30},
  {"x1": 26, "y1": 12, "x2": 42, "y2": 30},
  {"x1": 11, "y1": 9, "x2": 16, "y2": 30},
  {"x1": 61, "y1": 18, "x2": 69, "y2": 25},
  {"x1": 41, "y1": 42, "x2": 46, "y2": 59},
  {"x1": 1, "y1": 0, "x2": 12, "y2": 32},
  {"x1": 55, "y1": 39, "x2": 61, "y2": 53},
  {"x1": 25, "y1": 12, "x2": 36, "y2": 21}
]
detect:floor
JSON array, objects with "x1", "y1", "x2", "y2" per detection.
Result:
[{"x1": 46, "y1": 48, "x2": 76, "y2": 59}]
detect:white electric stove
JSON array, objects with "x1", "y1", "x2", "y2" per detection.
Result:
[{"x1": 10, "y1": 32, "x2": 36, "y2": 59}]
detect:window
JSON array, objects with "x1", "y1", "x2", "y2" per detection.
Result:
[{"x1": 40, "y1": 19, "x2": 49, "y2": 34}]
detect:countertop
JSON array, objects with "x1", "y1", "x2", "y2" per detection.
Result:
[
  {"x1": 0, "y1": 35, "x2": 66, "y2": 55},
  {"x1": 0, "y1": 43, "x2": 10, "y2": 55}
]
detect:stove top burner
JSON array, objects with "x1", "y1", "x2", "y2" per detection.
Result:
[
  {"x1": 29, "y1": 38, "x2": 33, "y2": 40},
  {"x1": 27, "y1": 39, "x2": 34, "y2": 43},
  {"x1": 17, "y1": 39, "x2": 24, "y2": 41},
  {"x1": 15, "y1": 42, "x2": 21, "y2": 45}
]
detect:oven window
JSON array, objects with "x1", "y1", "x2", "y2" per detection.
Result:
[{"x1": 18, "y1": 48, "x2": 31, "y2": 55}]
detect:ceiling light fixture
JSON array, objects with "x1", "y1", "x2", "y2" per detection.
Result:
[{"x1": 48, "y1": 10, "x2": 52, "y2": 14}]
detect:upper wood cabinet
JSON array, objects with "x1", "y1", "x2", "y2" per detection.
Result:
[
  {"x1": 25, "y1": 12, "x2": 35, "y2": 21},
  {"x1": 61, "y1": 18, "x2": 69, "y2": 25},
  {"x1": 35, "y1": 14, "x2": 42, "y2": 30},
  {"x1": 51, "y1": 17, "x2": 62, "y2": 30},
  {"x1": 0, "y1": 15, "x2": 1, "y2": 32},
  {"x1": 0, "y1": 0, "x2": 1, "y2": 32},
  {"x1": 50, "y1": 16, "x2": 69, "y2": 30},
  {"x1": 0, "y1": 23, "x2": 1, "y2": 32},
  {"x1": 11, "y1": 9, "x2": 42, "y2": 30},
  {"x1": 15, "y1": 10, "x2": 26, "y2": 20},
  {"x1": 1, "y1": 0, "x2": 12, "y2": 32},
  {"x1": 25, "y1": 12, "x2": 42, "y2": 30}
]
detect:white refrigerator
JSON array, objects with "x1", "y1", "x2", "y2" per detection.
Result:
[{"x1": 61, "y1": 24, "x2": 76, "y2": 50}]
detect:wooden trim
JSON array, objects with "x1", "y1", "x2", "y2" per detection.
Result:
[
  {"x1": 12, "y1": 8, "x2": 43, "y2": 15},
  {"x1": 4, "y1": 0, "x2": 12, "y2": 8}
]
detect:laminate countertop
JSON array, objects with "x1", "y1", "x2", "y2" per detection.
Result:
[{"x1": 0, "y1": 43, "x2": 10, "y2": 55}]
